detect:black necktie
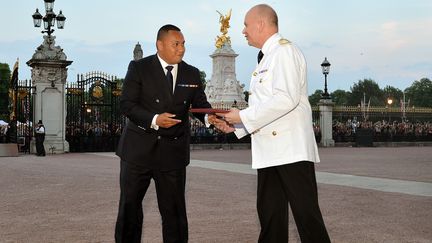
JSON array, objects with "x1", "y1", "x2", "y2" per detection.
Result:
[
  {"x1": 166, "y1": 65, "x2": 174, "y2": 93},
  {"x1": 257, "y1": 50, "x2": 264, "y2": 64}
]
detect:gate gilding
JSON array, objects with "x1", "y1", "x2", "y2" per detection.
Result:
[{"x1": 66, "y1": 71, "x2": 124, "y2": 152}]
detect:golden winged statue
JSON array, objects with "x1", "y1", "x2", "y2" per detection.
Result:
[{"x1": 215, "y1": 9, "x2": 232, "y2": 49}]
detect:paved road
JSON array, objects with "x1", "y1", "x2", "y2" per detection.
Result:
[{"x1": 0, "y1": 147, "x2": 431, "y2": 242}]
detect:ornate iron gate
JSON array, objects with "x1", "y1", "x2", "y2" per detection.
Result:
[
  {"x1": 66, "y1": 72, "x2": 124, "y2": 152},
  {"x1": 4, "y1": 79, "x2": 36, "y2": 152}
]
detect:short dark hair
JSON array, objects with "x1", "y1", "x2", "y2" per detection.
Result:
[{"x1": 157, "y1": 24, "x2": 181, "y2": 41}]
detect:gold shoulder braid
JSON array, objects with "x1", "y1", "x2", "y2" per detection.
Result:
[{"x1": 279, "y1": 38, "x2": 291, "y2": 45}]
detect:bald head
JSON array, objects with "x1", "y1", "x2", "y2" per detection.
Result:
[
  {"x1": 242, "y1": 4, "x2": 279, "y2": 49},
  {"x1": 251, "y1": 4, "x2": 278, "y2": 28}
]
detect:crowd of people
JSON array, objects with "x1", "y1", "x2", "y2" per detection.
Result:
[
  {"x1": 65, "y1": 122, "x2": 123, "y2": 152},
  {"x1": 0, "y1": 123, "x2": 8, "y2": 143},
  {"x1": 330, "y1": 119, "x2": 432, "y2": 142},
  {"x1": 5, "y1": 118, "x2": 432, "y2": 148},
  {"x1": 0, "y1": 119, "x2": 32, "y2": 151}
]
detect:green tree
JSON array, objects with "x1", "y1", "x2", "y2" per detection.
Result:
[
  {"x1": 330, "y1": 89, "x2": 350, "y2": 105},
  {"x1": 243, "y1": 90, "x2": 249, "y2": 103},
  {"x1": 404, "y1": 78, "x2": 432, "y2": 107},
  {"x1": 199, "y1": 70, "x2": 207, "y2": 89},
  {"x1": 0, "y1": 63, "x2": 11, "y2": 92},
  {"x1": 348, "y1": 79, "x2": 383, "y2": 106},
  {"x1": 308, "y1": 89, "x2": 323, "y2": 106},
  {"x1": 382, "y1": 85, "x2": 403, "y2": 105},
  {"x1": 0, "y1": 63, "x2": 11, "y2": 120}
]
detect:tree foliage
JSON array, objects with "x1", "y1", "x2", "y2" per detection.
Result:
[
  {"x1": 330, "y1": 89, "x2": 350, "y2": 105},
  {"x1": 404, "y1": 78, "x2": 432, "y2": 107},
  {"x1": 308, "y1": 77, "x2": 432, "y2": 108},
  {"x1": 199, "y1": 70, "x2": 207, "y2": 89},
  {"x1": 382, "y1": 85, "x2": 403, "y2": 101},
  {"x1": 308, "y1": 89, "x2": 323, "y2": 106},
  {"x1": 347, "y1": 79, "x2": 383, "y2": 106},
  {"x1": 0, "y1": 63, "x2": 11, "y2": 120},
  {"x1": 0, "y1": 63, "x2": 11, "y2": 92},
  {"x1": 243, "y1": 91, "x2": 249, "y2": 103}
]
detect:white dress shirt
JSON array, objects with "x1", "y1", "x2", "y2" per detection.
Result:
[
  {"x1": 150, "y1": 55, "x2": 210, "y2": 130},
  {"x1": 150, "y1": 55, "x2": 179, "y2": 130}
]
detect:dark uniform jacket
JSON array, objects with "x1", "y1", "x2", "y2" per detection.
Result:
[{"x1": 116, "y1": 54, "x2": 211, "y2": 171}]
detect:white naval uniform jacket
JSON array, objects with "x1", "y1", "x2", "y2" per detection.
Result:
[{"x1": 235, "y1": 33, "x2": 320, "y2": 169}]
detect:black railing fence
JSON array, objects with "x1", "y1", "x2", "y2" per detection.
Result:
[
  {"x1": 66, "y1": 72, "x2": 125, "y2": 152},
  {"x1": 312, "y1": 106, "x2": 432, "y2": 143},
  {"x1": 3, "y1": 77, "x2": 432, "y2": 153},
  {"x1": 0, "y1": 79, "x2": 34, "y2": 153}
]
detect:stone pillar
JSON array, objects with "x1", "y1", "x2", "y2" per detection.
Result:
[
  {"x1": 27, "y1": 35, "x2": 72, "y2": 154},
  {"x1": 205, "y1": 43, "x2": 246, "y2": 108},
  {"x1": 318, "y1": 98, "x2": 335, "y2": 147}
]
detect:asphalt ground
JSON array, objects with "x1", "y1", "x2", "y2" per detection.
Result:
[{"x1": 0, "y1": 147, "x2": 431, "y2": 243}]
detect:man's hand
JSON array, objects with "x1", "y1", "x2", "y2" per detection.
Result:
[
  {"x1": 156, "y1": 113, "x2": 181, "y2": 128},
  {"x1": 217, "y1": 108, "x2": 242, "y2": 125},
  {"x1": 208, "y1": 114, "x2": 236, "y2": 133}
]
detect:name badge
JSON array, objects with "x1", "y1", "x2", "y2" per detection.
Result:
[
  {"x1": 253, "y1": 69, "x2": 268, "y2": 76},
  {"x1": 177, "y1": 84, "x2": 198, "y2": 88}
]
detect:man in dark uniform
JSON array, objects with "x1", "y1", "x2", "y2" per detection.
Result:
[
  {"x1": 115, "y1": 24, "x2": 217, "y2": 243},
  {"x1": 35, "y1": 120, "x2": 45, "y2": 156}
]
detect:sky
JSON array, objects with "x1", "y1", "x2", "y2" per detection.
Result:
[{"x1": 1, "y1": 0, "x2": 431, "y2": 95}]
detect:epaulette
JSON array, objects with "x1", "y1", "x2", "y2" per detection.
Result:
[{"x1": 279, "y1": 38, "x2": 291, "y2": 45}]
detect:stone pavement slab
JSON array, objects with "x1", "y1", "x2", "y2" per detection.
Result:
[
  {"x1": 0, "y1": 147, "x2": 431, "y2": 242},
  {"x1": 188, "y1": 159, "x2": 432, "y2": 197}
]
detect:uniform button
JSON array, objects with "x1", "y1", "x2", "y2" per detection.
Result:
[
  {"x1": 272, "y1": 131, "x2": 277, "y2": 136},
  {"x1": 174, "y1": 137, "x2": 178, "y2": 140},
  {"x1": 155, "y1": 99, "x2": 160, "y2": 103},
  {"x1": 253, "y1": 72, "x2": 257, "y2": 76},
  {"x1": 183, "y1": 101, "x2": 187, "y2": 104},
  {"x1": 157, "y1": 136, "x2": 161, "y2": 139},
  {"x1": 259, "y1": 79, "x2": 263, "y2": 83}
]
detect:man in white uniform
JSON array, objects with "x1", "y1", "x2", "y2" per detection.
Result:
[{"x1": 218, "y1": 4, "x2": 331, "y2": 243}]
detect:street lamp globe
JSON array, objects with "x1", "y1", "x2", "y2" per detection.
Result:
[
  {"x1": 32, "y1": 9, "x2": 43, "y2": 27},
  {"x1": 44, "y1": 0, "x2": 55, "y2": 12},
  {"x1": 387, "y1": 98, "x2": 393, "y2": 106},
  {"x1": 321, "y1": 57, "x2": 331, "y2": 75},
  {"x1": 56, "y1": 10, "x2": 66, "y2": 29},
  {"x1": 42, "y1": 14, "x2": 49, "y2": 29},
  {"x1": 320, "y1": 57, "x2": 331, "y2": 99}
]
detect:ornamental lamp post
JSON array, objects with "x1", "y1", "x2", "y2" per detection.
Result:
[
  {"x1": 321, "y1": 57, "x2": 331, "y2": 99},
  {"x1": 32, "y1": 0, "x2": 66, "y2": 37},
  {"x1": 28, "y1": 0, "x2": 72, "y2": 154}
]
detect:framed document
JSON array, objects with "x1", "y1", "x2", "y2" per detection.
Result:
[{"x1": 189, "y1": 108, "x2": 230, "y2": 114}]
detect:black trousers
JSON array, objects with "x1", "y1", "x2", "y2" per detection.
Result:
[
  {"x1": 115, "y1": 160, "x2": 188, "y2": 243},
  {"x1": 257, "y1": 161, "x2": 331, "y2": 243},
  {"x1": 35, "y1": 134, "x2": 45, "y2": 156}
]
